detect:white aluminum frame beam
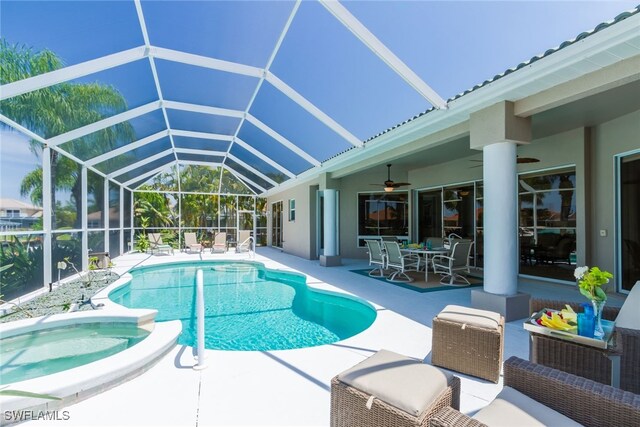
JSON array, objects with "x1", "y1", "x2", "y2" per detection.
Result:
[
  {"x1": 222, "y1": 1, "x2": 302, "y2": 176},
  {"x1": 0, "y1": 46, "x2": 147, "y2": 101},
  {"x1": 178, "y1": 160, "x2": 223, "y2": 168},
  {"x1": 170, "y1": 129, "x2": 234, "y2": 141},
  {"x1": 47, "y1": 101, "x2": 161, "y2": 147},
  {"x1": 223, "y1": 165, "x2": 262, "y2": 194},
  {"x1": 246, "y1": 114, "x2": 320, "y2": 166},
  {"x1": 150, "y1": 46, "x2": 263, "y2": 78},
  {"x1": 227, "y1": 153, "x2": 278, "y2": 187},
  {"x1": 0, "y1": 113, "x2": 130, "y2": 188},
  {"x1": 319, "y1": 0, "x2": 447, "y2": 109},
  {"x1": 163, "y1": 101, "x2": 244, "y2": 119},
  {"x1": 174, "y1": 148, "x2": 227, "y2": 157},
  {"x1": 134, "y1": 0, "x2": 180, "y2": 165},
  {"x1": 265, "y1": 72, "x2": 362, "y2": 147},
  {"x1": 85, "y1": 130, "x2": 169, "y2": 166},
  {"x1": 234, "y1": 137, "x2": 295, "y2": 179},
  {"x1": 122, "y1": 161, "x2": 175, "y2": 187},
  {"x1": 108, "y1": 148, "x2": 174, "y2": 178}
]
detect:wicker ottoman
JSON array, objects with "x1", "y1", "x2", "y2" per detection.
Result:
[
  {"x1": 431, "y1": 305, "x2": 504, "y2": 383},
  {"x1": 330, "y1": 349, "x2": 460, "y2": 427}
]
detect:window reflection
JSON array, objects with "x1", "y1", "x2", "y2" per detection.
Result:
[{"x1": 358, "y1": 192, "x2": 408, "y2": 241}]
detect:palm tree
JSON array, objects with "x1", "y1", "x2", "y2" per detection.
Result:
[{"x1": 0, "y1": 39, "x2": 134, "y2": 227}]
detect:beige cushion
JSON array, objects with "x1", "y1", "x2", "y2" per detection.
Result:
[
  {"x1": 615, "y1": 281, "x2": 640, "y2": 330},
  {"x1": 436, "y1": 305, "x2": 502, "y2": 330},
  {"x1": 473, "y1": 386, "x2": 581, "y2": 427},
  {"x1": 337, "y1": 349, "x2": 453, "y2": 417}
]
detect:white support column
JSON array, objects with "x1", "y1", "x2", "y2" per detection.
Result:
[
  {"x1": 320, "y1": 189, "x2": 341, "y2": 266},
  {"x1": 81, "y1": 166, "x2": 89, "y2": 272},
  {"x1": 43, "y1": 147, "x2": 52, "y2": 287},
  {"x1": 119, "y1": 186, "x2": 124, "y2": 256},
  {"x1": 483, "y1": 142, "x2": 518, "y2": 295},
  {"x1": 469, "y1": 101, "x2": 531, "y2": 321},
  {"x1": 104, "y1": 179, "x2": 110, "y2": 255}
]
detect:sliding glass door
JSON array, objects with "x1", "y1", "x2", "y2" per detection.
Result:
[{"x1": 619, "y1": 153, "x2": 640, "y2": 292}]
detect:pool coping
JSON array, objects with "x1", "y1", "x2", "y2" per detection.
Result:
[{"x1": 0, "y1": 310, "x2": 182, "y2": 423}]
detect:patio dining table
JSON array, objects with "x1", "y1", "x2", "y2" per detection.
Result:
[{"x1": 400, "y1": 247, "x2": 449, "y2": 282}]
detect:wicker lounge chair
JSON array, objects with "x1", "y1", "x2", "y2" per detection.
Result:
[
  {"x1": 529, "y1": 280, "x2": 640, "y2": 394},
  {"x1": 429, "y1": 356, "x2": 640, "y2": 427}
]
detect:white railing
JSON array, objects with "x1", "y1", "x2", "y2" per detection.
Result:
[{"x1": 193, "y1": 269, "x2": 207, "y2": 370}]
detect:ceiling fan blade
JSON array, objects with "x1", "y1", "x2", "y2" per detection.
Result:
[
  {"x1": 391, "y1": 182, "x2": 411, "y2": 187},
  {"x1": 517, "y1": 157, "x2": 540, "y2": 164}
]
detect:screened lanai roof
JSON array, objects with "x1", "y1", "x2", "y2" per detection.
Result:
[{"x1": 1, "y1": 1, "x2": 637, "y2": 195}]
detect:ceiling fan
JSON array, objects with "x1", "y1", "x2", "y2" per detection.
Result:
[
  {"x1": 469, "y1": 156, "x2": 540, "y2": 168},
  {"x1": 370, "y1": 164, "x2": 411, "y2": 192}
]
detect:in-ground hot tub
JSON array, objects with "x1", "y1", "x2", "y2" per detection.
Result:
[{"x1": 0, "y1": 310, "x2": 181, "y2": 421}]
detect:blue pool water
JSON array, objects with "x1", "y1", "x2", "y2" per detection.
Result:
[
  {"x1": 109, "y1": 262, "x2": 376, "y2": 351},
  {"x1": 1, "y1": 323, "x2": 149, "y2": 385}
]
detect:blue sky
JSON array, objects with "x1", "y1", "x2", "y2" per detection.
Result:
[{"x1": 1, "y1": 0, "x2": 637, "y2": 202}]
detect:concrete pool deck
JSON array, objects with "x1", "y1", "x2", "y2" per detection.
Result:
[{"x1": 20, "y1": 247, "x2": 626, "y2": 426}]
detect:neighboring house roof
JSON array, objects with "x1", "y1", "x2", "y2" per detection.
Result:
[{"x1": 0, "y1": 198, "x2": 42, "y2": 212}]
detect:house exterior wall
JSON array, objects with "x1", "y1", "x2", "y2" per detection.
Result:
[
  {"x1": 590, "y1": 109, "x2": 640, "y2": 275},
  {"x1": 266, "y1": 179, "x2": 316, "y2": 260}
]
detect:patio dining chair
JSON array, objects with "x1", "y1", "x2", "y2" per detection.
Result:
[
  {"x1": 383, "y1": 240, "x2": 420, "y2": 282},
  {"x1": 211, "y1": 232, "x2": 227, "y2": 253},
  {"x1": 364, "y1": 239, "x2": 386, "y2": 277},
  {"x1": 183, "y1": 232, "x2": 203, "y2": 253},
  {"x1": 432, "y1": 240, "x2": 473, "y2": 286}
]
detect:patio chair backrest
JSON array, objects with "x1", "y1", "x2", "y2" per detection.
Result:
[
  {"x1": 381, "y1": 236, "x2": 398, "y2": 243},
  {"x1": 214, "y1": 232, "x2": 227, "y2": 245},
  {"x1": 184, "y1": 232, "x2": 198, "y2": 246},
  {"x1": 451, "y1": 240, "x2": 473, "y2": 268},
  {"x1": 426, "y1": 236, "x2": 444, "y2": 249},
  {"x1": 365, "y1": 240, "x2": 384, "y2": 264},
  {"x1": 238, "y1": 230, "x2": 251, "y2": 244},
  {"x1": 148, "y1": 233, "x2": 163, "y2": 246},
  {"x1": 383, "y1": 241, "x2": 403, "y2": 265}
]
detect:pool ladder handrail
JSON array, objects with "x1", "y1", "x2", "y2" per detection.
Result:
[{"x1": 193, "y1": 269, "x2": 207, "y2": 370}]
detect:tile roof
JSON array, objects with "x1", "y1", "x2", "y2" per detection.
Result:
[{"x1": 322, "y1": 4, "x2": 640, "y2": 163}]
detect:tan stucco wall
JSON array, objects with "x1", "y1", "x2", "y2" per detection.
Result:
[
  {"x1": 267, "y1": 179, "x2": 317, "y2": 259},
  {"x1": 590, "y1": 109, "x2": 640, "y2": 275}
]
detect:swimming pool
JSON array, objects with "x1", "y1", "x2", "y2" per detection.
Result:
[
  {"x1": 1, "y1": 323, "x2": 149, "y2": 385},
  {"x1": 108, "y1": 261, "x2": 376, "y2": 351}
]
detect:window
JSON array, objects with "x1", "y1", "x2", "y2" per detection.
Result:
[
  {"x1": 6, "y1": 209, "x2": 20, "y2": 218},
  {"x1": 519, "y1": 169, "x2": 577, "y2": 281},
  {"x1": 358, "y1": 192, "x2": 408, "y2": 246},
  {"x1": 288, "y1": 199, "x2": 296, "y2": 222}
]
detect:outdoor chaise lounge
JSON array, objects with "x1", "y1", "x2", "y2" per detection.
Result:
[
  {"x1": 429, "y1": 356, "x2": 640, "y2": 427},
  {"x1": 236, "y1": 230, "x2": 253, "y2": 253},
  {"x1": 148, "y1": 233, "x2": 173, "y2": 255},
  {"x1": 183, "y1": 232, "x2": 203, "y2": 253},
  {"x1": 211, "y1": 232, "x2": 227, "y2": 253},
  {"x1": 529, "y1": 280, "x2": 640, "y2": 394}
]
